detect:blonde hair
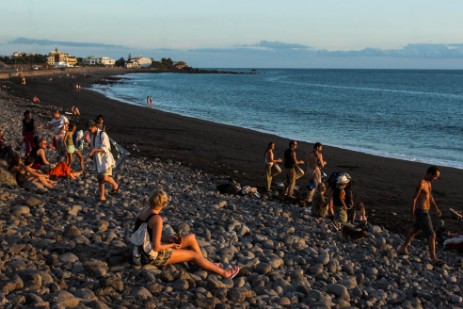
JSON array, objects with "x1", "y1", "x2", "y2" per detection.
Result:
[{"x1": 147, "y1": 189, "x2": 168, "y2": 210}]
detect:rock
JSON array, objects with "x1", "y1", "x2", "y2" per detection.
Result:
[
  {"x1": 131, "y1": 287, "x2": 153, "y2": 300},
  {"x1": 279, "y1": 297, "x2": 291, "y2": 306},
  {"x1": 327, "y1": 284, "x2": 350, "y2": 299},
  {"x1": 68, "y1": 205, "x2": 82, "y2": 217},
  {"x1": 13, "y1": 205, "x2": 30, "y2": 216},
  {"x1": 255, "y1": 262, "x2": 272, "y2": 274},
  {"x1": 451, "y1": 295, "x2": 462, "y2": 304},
  {"x1": 4, "y1": 275, "x2": 24, "y2": 293},
  {"x1": 96, "y1": 220, "x2": 110, "y2": 232},
  {"x1": 173, "y1": 279, "x2": 189, "y2": 291},
  {"x1": 0, "y1": 167, "x2": 17, "y2": 187},
  {"x1": 64, "y1": 226, "x2": 81, "y2": 238},
  {"x1": 26, "y1": 197, "x2": 44, "y2": 207},
  {"x1": 99, "y1": 276, "x2": 124, "y2": 293},
  {"x1": 83, "y1": 259, "x2": 108, "y2": 277},
  {"x1": 269, "y1": 255, "x2": 284, "y2": 269},
  {"x1": 228, "y1": 287, "x2": 256, "y2": 303},
  {"x1": 49, "y1": 291, "x2": 81, "y2": 308},
  {"x1": 59, "y1": 253, "x2": 79, "y2": 264}
]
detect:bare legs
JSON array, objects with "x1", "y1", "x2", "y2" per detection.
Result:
[
  {"x1": 66, "y1": 151, "x2": 84, "y2": 172},
  {"x1": 97, "y1": 175, "x2": 118, "y2": 201},
  {"x1": 400, "y1": 228, "x2": 438, "y2": 263},
  {"x1": 166, "y1": 234, "x2": 238, "y2": 278}
]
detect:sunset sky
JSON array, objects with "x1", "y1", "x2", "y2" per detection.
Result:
[{"x1": 2, "y1": 0, "x2": 463, "y2": 68}]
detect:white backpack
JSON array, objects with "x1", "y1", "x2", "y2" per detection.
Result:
[{"x1": 130, "y1": 214, "x2": 158, "y2": 264}]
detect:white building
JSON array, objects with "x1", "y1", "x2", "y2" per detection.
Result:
[
  {"x1": 83, "y1": 56, "x2": 115, "y2": 67},
  {"x1": 126, "y1": 56, "x2": 152, "y2": 68}
]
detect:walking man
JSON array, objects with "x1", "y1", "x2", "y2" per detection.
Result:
[
  {"x1": 88, "y1": 120, "x2": 119, "y2": 202},
  {"x1": 306, "y1": 142, "x2": 327, "y2": 203},
  {"x1": 399, "y1": 166, "x2": 444, "y2": 266},
  {"x1": 283, "y1": 140, "x2": 304, "y2": 198}
]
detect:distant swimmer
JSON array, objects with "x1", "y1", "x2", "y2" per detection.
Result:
[{"x1": 147, "y1": 96, "x2": 153, "y2": 108}]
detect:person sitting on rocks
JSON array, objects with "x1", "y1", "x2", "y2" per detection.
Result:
[
  {"x1": 134, "y1": 188, "x2": 240, "y2": 278},
  {"x1": 0, "y1": 129, "x2": 14, "y2": 160},
  {"x1": 352, "y1": 201, "x2": 368, "y2": 229},
  {"x1": 71, "y1": 105, "x2": 80, "y2": 115},
  {"x1": 30, "y1": 137, "x2": 56, "y2": 174},
  {"x1": 32, "y1": 95, "x2": 41, "y2": 103},
  {"x1": 309, "y1": 183, "x2": 333, "y2": 218},
  {"x1": 9, "y1": 154, "x2": 56, "y2": 190}
]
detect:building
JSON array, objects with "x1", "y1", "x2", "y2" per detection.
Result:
[
  {"x1": 82, "y1": 56, "x2": 115, "y2": 67},
  {"x1": 175, "y1": 61, "x2": 189, "y2": 70},
  {"x1": 47, "y1": 50, "x2": 78, "y2": 67},
  {"x1": 126, "y1": 56, "x2": 152, "y2": 68}
]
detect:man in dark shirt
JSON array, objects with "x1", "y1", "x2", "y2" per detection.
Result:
[{"x1": 283, "y1": 140, "x2": 304, "y2": 198}]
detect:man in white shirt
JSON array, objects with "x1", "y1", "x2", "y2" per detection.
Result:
[
  {"x1": 49, "y1": 109, "x2": 69, "y2": 159},
  {"x1": 88, "y1": 120, "x2": 119, "y2": 202}
]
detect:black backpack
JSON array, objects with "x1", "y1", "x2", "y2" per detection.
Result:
[{"x1": 328, "y1": 172, "x2": 354, "y2": 209}]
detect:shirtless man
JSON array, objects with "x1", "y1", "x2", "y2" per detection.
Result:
[
  {"x1": 306, "y1": 142, "x2": 327, "y2": 203},
  {"x1": 283, "y1": 140, "x2": 304, "y2": 198},
  {"x1": 400, "y1": 166, "x2": 444, "y2": 266}
]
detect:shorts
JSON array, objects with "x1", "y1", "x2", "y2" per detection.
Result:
[
  {"x1": 413, "y1": 209, "x2": 434, "y2": 237},
  {"x1": 334, "y1": 206, "x2": 348, "y2": 224},
  {"x1": 146, "y1": 248, "x2": 172, "y2": 267},
  {"x1": 98, "y1": 167, "x2": 112, "y2": 177},
  {"x1": 66, "y1": 145, "x2": 76, "y2": 154}
]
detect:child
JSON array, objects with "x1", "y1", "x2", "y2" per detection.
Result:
[
  {"x1": 9, "y1": 155, "x2": 57, "y2": 190},
  {"x1": 63, "y1": 123, "x2": 84, "y2": 172},
  {"x1": 352, "y1": 201, "x2": 368, "y2": 229}
]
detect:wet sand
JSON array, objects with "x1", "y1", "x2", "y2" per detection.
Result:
[{"x1": 4, "y1": 69, "x2": 462, "y2": 234}]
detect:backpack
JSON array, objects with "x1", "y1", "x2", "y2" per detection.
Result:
[
  {"x1": 98, "y1": 131, "x2": 119, "y2": 161},
  {"x1": 130, "y1": 213, "x2": 159, "y2": 265},
  {"x1": 327, "y1": 172, "x2": 354, "y2": 209},
  {"x1": 73, "y1": 130, "x2": 84, "y2": 151}
]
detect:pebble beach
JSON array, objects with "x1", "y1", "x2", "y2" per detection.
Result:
[{"x1": 1, "y1": 72, "x2": 463, "y2": 308}]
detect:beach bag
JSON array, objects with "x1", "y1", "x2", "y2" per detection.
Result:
[
  {"x1": 130, "y1": 216, "x2": 159, "y2": 264},
  {"x1": 98, "y1": 132, "x2": 130, "y2": 170},
  {"x1": 73, "y1": 130, "x2": 84, "y2": 151},
  {"x1": 443, "y1": 235, "x2": 463, "y2": 252}
]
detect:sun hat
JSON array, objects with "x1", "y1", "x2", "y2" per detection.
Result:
[{"x1": 337, "y1": 175, "x2": 350, "y2": 184}]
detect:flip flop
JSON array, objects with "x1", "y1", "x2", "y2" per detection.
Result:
[
  {"x1": 229, "y1": 265, "x2": 240, "y2": 279},
  {"x1": 109, "y1": 186, "x2": 120, "y2": 196},
  {"x1": 214, "y1": 263, "x2": 224, "y2": 268}
]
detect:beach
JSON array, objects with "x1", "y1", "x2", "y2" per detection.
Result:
[
  {"x1": 1, "y1": 69, "x2": 463, "y2": 307},
  {"x1": 4, "y1": 68, "x2": 462, "y2": 234}
]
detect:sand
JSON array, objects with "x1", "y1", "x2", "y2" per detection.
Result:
[{"x1": 2, "y1": 68, "x2": 462, "y2": 234}]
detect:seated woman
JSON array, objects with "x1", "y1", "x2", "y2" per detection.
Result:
[
  {"x1": 310, "y1": 183, "x2": 333, "y2": 218},
  {"x1": 352, "y1": 201, "x2": 368, "y2": 229},
  {"x1": 9, "y1": 154, "x2": 57, "y2": 190},
  {"x1": 30, "y1": 137, "x2": 56, "y2": 173},
  {"x1": 134, "y1": 189, "x2": 240, "y2": 278}
]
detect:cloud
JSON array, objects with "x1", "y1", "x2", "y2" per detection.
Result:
[
  {"x1": 320, "y1": 44, "x2": 463, "y2": 58},
  {"x1": 243, "y1": 40, "x2": 311, "y2": 50},
  {"x1": 10, "y1": 37, "x2": 125, "y2": 49}
]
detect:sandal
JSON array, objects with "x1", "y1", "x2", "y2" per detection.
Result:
[
  {"x1": 214, "y1": 263, "x2": 224, "y2": 268},
  {"x1": 229, "y1": 265, "x2": 240, "y2": 279},
  {"x1": 432, "y1": 259, "x2": 445, "y2": 266},
  {"x1": 109, "y1": 186, "x2": 120, "y2": 196}
]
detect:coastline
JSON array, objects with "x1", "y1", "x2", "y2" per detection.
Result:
[{"x1": 3, "y1": 68, "x2": 463, "y2": 234}]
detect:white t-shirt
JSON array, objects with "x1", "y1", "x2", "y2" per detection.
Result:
[{"x1": 50, "y1": 115, "x2": 69, "y2": 135}]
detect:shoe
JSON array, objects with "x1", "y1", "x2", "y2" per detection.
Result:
[
  {"x1": 109, "y1": 186, "x2": 120, "y2": 196},
  {"x1": 229, "y1": 265, "x2": 240, "y2": 279},
  {"x1": 432, "y1": 259, "x2": 445, "y2": 266}
]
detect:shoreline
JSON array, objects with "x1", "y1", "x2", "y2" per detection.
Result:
[{"x1": 3, "y1": 68, "x2": 463, "y2": 234}]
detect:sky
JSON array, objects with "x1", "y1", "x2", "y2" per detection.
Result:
[{"x1": 1, "y1": 0, "x2": 463, "y2": 69}]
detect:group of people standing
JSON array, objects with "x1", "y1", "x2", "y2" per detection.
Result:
[
  {"x1": 265, "y1": 140, "x2": 326, "y2": 201},
  {"x1": 265, "y1": 140, "x2": 446, "y2": 266}
]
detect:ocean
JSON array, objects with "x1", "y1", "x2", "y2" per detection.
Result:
[{"x1": 90, "y1": 69, "x2": 463, "y2": 170}]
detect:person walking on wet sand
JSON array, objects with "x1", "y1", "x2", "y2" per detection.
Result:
[
  {"x1": 399, "y1": 166, "x2": 444, "y2": 266},
  {"x1": 306, "y1": 142, "x2": 327, "y2": 204},
  {"x1": 283, "y1": 140, "x2": 304, "y2": 198},
  {"x1": 264, "y1": 142, "x2": 282, "y2": 193}
]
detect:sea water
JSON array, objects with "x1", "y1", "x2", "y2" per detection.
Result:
[{"x1": 91, "y1": 69, "x2": 463, "y2": 170}]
